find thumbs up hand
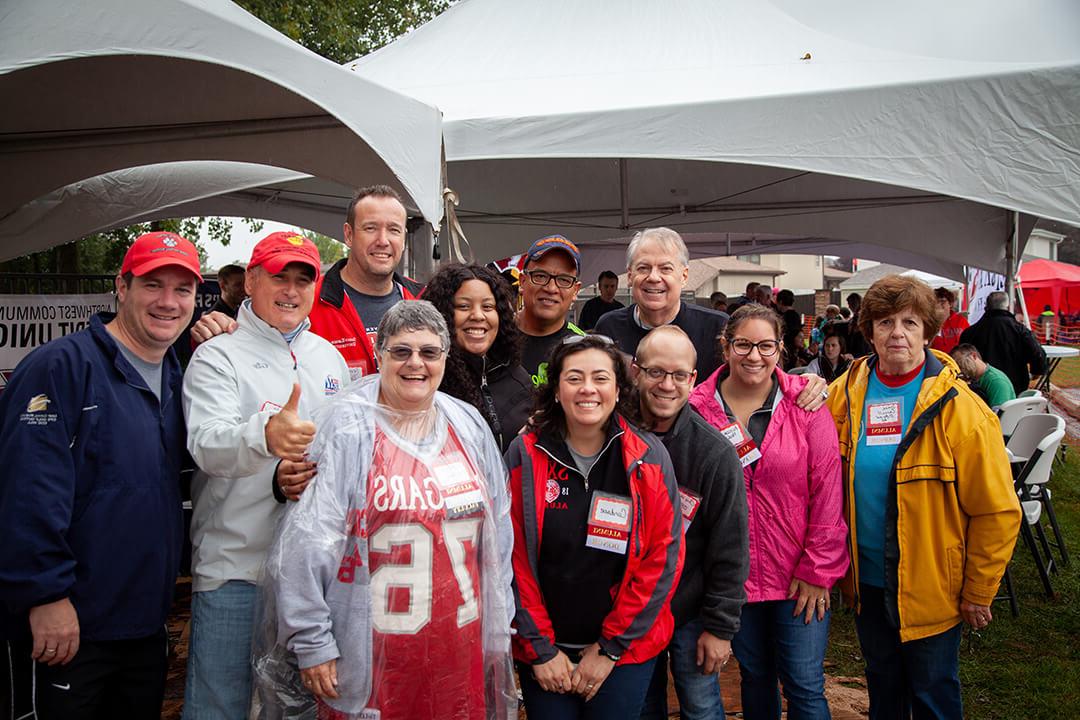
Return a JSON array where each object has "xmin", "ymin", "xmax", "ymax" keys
[{"xmin": 265, "ymin": 383, "xmax": 317, "ymax": 461}]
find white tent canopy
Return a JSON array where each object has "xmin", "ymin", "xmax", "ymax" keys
[
  {"xmin": 0, "ymin": 0, "xmax": 443, "ymax": 262},
  {"xmin": 346, "ymin": 0, "xmax": 1080, "ymax": 279}
]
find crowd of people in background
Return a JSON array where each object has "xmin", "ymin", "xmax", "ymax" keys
[{"xmin": 0, "ymin": 186, "xmax": 1033, "ymax": 720}]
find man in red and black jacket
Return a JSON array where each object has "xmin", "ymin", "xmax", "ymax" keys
[{"xmin": 288, "ymin": 184, "xmax": 424, "ymax": 380}]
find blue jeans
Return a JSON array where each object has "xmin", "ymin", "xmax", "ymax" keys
[
  {"xmin": 183, "ymin": 581, "xmax": 258, "ymax": 720},
  {"xmin": 517, "ymin": 656, "xmax": 657, "ymax": 720},
  {"xmin": 731, "ymin": 599, "xmax": 831, "ymax": 720},
  {"xmin": 854, "ymin": 584, "xmax": 963, "ymax": 720},
  {"xmin": 640, "ymin": 618, "xmax": 725, "ymax": 720}
]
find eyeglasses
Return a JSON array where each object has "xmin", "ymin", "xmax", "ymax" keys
[
  {"xmin": 560, "ymin": 333, "xmax": 615, "ymax": 347},
  {"xmin": 383, "ymin": 345, "xmax": 446, "ymax": 362},
  {"xmin": 634, "ymin": 364, "xmax": 694, "ymax": 385},
  {"xmin": 523, "ymin": 269, "xmax": 578, "ymax": 289},
  {"xmin": 728, "ymin": 339, "xmax": 780, "ymax": 357}
]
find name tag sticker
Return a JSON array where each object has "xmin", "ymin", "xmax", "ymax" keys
[
  {"xmin": 586, "ymin": 492, "xmax": 632, "ymax": 554},
  {"xmin": 866, "ymin": 400, "xmax": 903, "ymax": 446},
  {"xmin": 433, "ymin": 461, "xmax": 484, "ymax": 516},
  {"xmin": 678, "ymin": 487, "xmax": 702, "ymax": 534},
  {"xmin": 718, "ymin": 420, "xmax": 762, "ymax": 467}
]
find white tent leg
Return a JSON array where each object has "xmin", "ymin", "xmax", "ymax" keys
[{"xmin": 1005, "ymin": 210, "xmax": 1019, "ymax": 311}]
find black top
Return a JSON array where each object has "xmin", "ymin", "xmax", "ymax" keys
[
  {"xmin": 535, "ymin": 424, "xmax": 630, "ymax": 648},
  {"xmin": 595, "ymin": 302, "xmax": 730, "ymax": 384},
  {"xmin": 780, "ymin": 308, "xmax": 802, "ymax": 339},
  {"xmin": 578, "ymin": 297, "xmax": 625, "ymax": 331},
  {"xmin": 459, "ymin": 353, "xmax": 533, "ymax": 453},
  {"xmin": 663, "ymin": 406, "xmax": 749, "ymax": 637},
  {"xmin": 209, "ymin": 297, "xmax": 239, "ymax": 319},
  {"xmin": 521, "ymin": 322, "xmax": 584, "ymax": 388},
  {"xmin": 959, "ymin": 308, "xmax": 1047, "ymax": 394}
]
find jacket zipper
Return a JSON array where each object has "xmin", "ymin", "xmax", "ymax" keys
[
  {"xmin": 536, "ymin": 431, "xmax": 624, "ymax": 493},
  {"xmin": 478, "ymin": 356, "xmax": 504, "ymax": 448}
]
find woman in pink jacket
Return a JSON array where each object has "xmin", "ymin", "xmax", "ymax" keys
[{"xmin": 689, "ymin": 304, "xmax": 848, "ymax": 720}]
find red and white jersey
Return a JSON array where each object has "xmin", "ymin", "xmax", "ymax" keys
[{"xmin": 336, "ymin": 425, "xmax": 487, "ymax": 720}]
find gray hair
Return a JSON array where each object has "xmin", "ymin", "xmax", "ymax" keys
[
  {"xmin": 375, "ymin": 300, "xmax": 450, "ymax": 352},
  {"xmin": 625, "ymin": 227, "xmax": 690, "ymax": 270},
  {"xmin": 986, "ymin": 291, "xmax": 1009, "ymax": 311}
]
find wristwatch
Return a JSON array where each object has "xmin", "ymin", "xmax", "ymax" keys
[{"xmin": 597, "ymin": 645, "xmax": 621, "ymax": 662}]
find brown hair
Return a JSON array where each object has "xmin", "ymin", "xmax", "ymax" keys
[
  {"xmin": 346, "ymin": 184, "xmax": 403, "ymax": 226},
  {"xmin": 859, "ymin": 274, "xmax": 942, "ymax": 342},
  {"xmin": 530, "ymin": 336, "xmax": 639, "ymax": 437},
  {"xmin": 723, "ymin": 303, "xmax": 784, "ymax": 343}
]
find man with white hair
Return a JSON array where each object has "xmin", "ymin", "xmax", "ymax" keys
[{"xmin": 595, "ymin": 227, "xmax": 729, "ymax": 382}]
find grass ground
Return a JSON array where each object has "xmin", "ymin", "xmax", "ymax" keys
[
  {"xmin": 1049, "ymin": 356, "xmax": 1080, "ymax": 389},
  {"xmin": 826, "ymin": 444, "xmax": 1080, "ymax": 720}
]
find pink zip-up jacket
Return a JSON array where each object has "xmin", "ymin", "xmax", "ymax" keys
[{"xmin": 689, "ymin": 367, "xmax": 849, "ymax": 602}]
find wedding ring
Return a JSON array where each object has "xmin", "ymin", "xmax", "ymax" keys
[{"xmin": 820, "ymin": 390, "xmax": 829, "ymax": 399}]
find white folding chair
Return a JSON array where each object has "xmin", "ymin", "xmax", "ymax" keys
[
  {"xmin": 1018, "ymin": 389, "xmax": 1043, "ymax": 399},
  {"xmin": 998, "ymin": 396, "xmax": 1049, "ymax": 439},
  {"xmin": 1009, "ymin": 414, "xmax": 1071, "ymax": 570},
  {"xmin": 1011, "ymin": 418, "xmax": 1065, "ymax": 599}
]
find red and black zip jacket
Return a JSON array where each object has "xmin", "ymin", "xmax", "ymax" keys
[
  {"xmin": 308, "ymin": 259, "xmax": 423, "ymax": 379},
  {"xmin": 505, "ymin": 415, "xmax": 684, "ymax": 665}
]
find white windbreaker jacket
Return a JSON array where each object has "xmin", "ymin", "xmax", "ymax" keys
[{"xmin": 183, "ymin": 300, "xmax": 349, "ymax": 593}]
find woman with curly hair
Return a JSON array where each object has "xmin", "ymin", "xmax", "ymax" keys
[
  {"xmin": 424, "ymin": 263, "xmax": 533, "ymax": 452},
  {"xmin": 505, "ymin": 334, "xmax": 684, "ymax": 719}
]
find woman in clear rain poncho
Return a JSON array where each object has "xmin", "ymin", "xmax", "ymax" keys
[{"xmin": 252, "ymin": 300, "xmax": 516, "ymax": 720}]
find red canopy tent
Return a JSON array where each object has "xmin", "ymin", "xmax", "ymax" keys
[{"xmin": 1017, "ymin": 259, "xmax": 1080, "ymax": 320}]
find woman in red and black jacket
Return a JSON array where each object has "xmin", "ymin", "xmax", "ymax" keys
[{"xmin": 504, "ymin": 334, "xmax": 684, "ymax": 719}]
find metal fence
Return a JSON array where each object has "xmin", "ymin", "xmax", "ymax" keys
[{"xmin": 0, "ymin": 273, "xmax": 115, "ymax": 295}]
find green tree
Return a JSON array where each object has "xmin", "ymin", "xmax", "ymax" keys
[
  {"xmin": 300, "ymin": 228, "xmax": 347, "ymax": 266},
  {"xmin": 236, "ymin": 0, "xmax": 452, "ymax": 64},
  {"xmin": 0, "ymin": 217, "xmax": 263, "ymax": 277}
]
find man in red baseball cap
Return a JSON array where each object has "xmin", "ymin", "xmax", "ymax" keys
[
  {"xmin": 0, "ymin": 230, "xmax": 202, "ymax": 718},
  {"xmin": 181, "ymin": 230, "xmax": 348, "ymax": 718}
]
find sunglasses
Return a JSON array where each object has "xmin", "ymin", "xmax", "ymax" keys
[
  {"xmin": 560, "ymin": 333, "xmax": 615, "ymax": 347},
  {"xmin": 382, "ymin": 345, "xmax": 446, "ymax": 362}
]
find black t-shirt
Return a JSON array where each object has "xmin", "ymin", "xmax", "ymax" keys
[
  {"xmin": 521, "ymin": 323, "xmax": 584, "ymax": 388},
  {"xmin": 578, "ymin": 297, "xmax": 625, "ymax": 331},
  {"xmin": 343, "ymin": 283, "xmax": 402, "ymax": 347}
]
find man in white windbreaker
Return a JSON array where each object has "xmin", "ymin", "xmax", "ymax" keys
[{"xmin": 182, "ymin": 231, "xmax": 349, "ymax": 720}]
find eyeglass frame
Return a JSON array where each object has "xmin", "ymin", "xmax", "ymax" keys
[
  {"xmin": 726, "ymin": 338, "xmax": 782, "ymax": 357},
  {"xmin": 522, "ymin": 269, "xmax": 579, "ymax": 290},
  {"xmin": 381, "ymin": 344, "xmax": 448, "ymax": 362},
  {"xmin": 632, "ymin": 362, "xmax": 695, "ymax": 385}
]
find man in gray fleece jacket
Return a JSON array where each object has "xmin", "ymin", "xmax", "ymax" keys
[{"xmin": 632, "ymin": 325, "xmax": 749, "ymax": 720}]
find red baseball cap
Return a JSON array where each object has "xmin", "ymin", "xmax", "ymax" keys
[
  {"xmin": 121, "ymin": 232, "xmax": 203, "ymax": 281},
  {"xmin": 248, "ymin": 231, "xmax": 321, "ymax": 279}
]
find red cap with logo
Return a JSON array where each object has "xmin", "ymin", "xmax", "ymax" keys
[
  {"xmin": 248, "ymin": 231, "xmax": 322, "ymax": 279},
  {"xmin": 121, "ymin": 232, "xmax": 203, "ymax": 281}
]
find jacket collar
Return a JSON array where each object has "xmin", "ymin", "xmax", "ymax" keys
[
  {"xmin": 319, "ymin": 258, "xmax": 422, "ymax": 308},
  {"xmin": 89, "ymin": 313, "xmax": 180, "ymax": 407}
]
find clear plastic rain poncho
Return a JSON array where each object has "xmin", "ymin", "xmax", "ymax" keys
[{"xmin": 252, "ymin": 376, "xmax": 516, "ymax": 720}]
